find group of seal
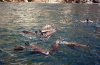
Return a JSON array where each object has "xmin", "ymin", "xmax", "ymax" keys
[
  {"xmin": 14, "ymin": 39, "xmax": 88, "ymax": 56},
  {"xmin": 17, "ymin": 24, "xmax": 57, "ymax": 41},
  {"xmin": 14, "ymin": 24, "xmax": 88, "ymax": 56}
]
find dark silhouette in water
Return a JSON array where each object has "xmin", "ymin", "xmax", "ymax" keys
[
  {"xmin": 17, "ymin": 30, "xmax": 37, "ymax": 35},
  {"xmin": 86, "ymin": 19, "xmax": 89, "ymax": 23}
]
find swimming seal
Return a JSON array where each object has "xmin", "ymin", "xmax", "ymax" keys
[{"xmin": 25, "ymin": 42, "xmax": 50, "ymax": 56}]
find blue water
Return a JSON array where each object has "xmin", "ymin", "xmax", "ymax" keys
[{"xmin": 0, "ymin": 3, "xmax": 100, "ymax": 65}]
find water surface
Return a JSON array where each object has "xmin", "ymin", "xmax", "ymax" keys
[{"xmin": 0, "ymin": 3, "xmax": 100, "ymax": 65}]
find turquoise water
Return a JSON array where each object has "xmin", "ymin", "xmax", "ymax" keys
[{"xmin": 0, "ymin": 3, "xmax": 100, "ymax": 65}]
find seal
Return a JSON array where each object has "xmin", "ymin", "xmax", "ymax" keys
[
  {"xmin": 41, "ymin": 24, "xmax": 53, "ymax": 30},
  {"xmin": 60, "ymin": 41, "xmax": 88, "ymax": 48},
  {"xmin": 17, "ymin": 30, "xmax": 37, "ymax": 35},
  {"xmin": 80, "ymin": 19, "xmax": 93, "ymax": 23},
  {"xmin": 39, "ymin": 24, "xmax": 55, "ymax": 34},
  {"xmin": 49, "ymin": 39, "xmax": 60, "ymax": 52},
  {"xmin": 14, "ymin": 46, "xmax": 25, "ymax": 51},
  {"xmin": 39, "ymin": 27, "xmax": 57, "ymax": 41},
  {"xmin": 25, "ymin": 42, "xmax": 50, "ymax": 56}
]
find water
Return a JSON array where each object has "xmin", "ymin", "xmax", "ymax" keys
[{"xmin": 0, "ymin": 3, "xmax": 100, "ymax": 65}]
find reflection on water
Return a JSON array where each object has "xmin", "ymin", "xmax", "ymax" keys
[{"xmin": 0, "ymin": 3, "xmax": 100, "ymax": 65}]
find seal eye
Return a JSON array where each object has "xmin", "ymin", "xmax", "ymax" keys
[
  {"xmin": 25, "ymin": 41, "xmax": 29, "ymax": 46},
  {"xmin": 25, "ymin": 43, "xmax": 27, "ymax": 45},
  {"xmin": 35, "ymin": 31, "xmax": 38, "ymax": 33}
]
